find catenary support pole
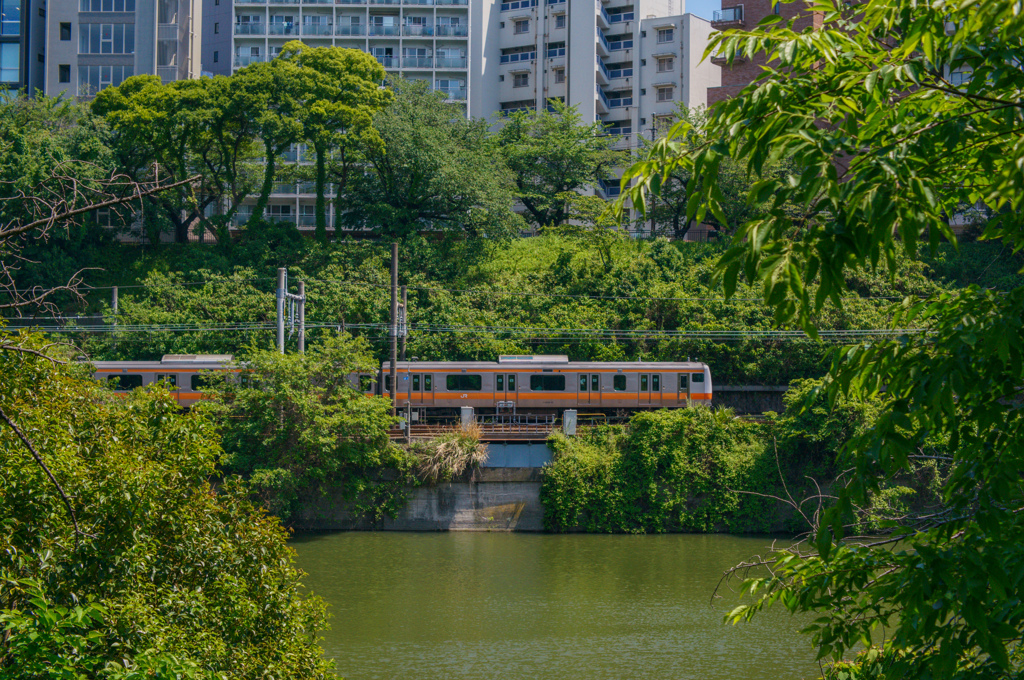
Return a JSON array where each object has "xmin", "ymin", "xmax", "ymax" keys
[
  {"xmin": 298, "ymin": 280, "xmax": 305, "ymax": 354},
  {"xmin": 400, "ymin": 285, "xmax": 407, "ymax": 362},
  {"xmin": 277, "ymin": 267, "xmax": 286, "ymax": 354},
  {"xmin": 111, "ymin": 286, "xmax": 118, "ymax": 316},
  {"xmin": 389, "ymin": 243, "xmax": 398, "ymax": 418}
]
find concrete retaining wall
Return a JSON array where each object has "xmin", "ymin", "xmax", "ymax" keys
[
  {"xmin": 712, "ymin": 385, "xmax": 789, "ymax": 414},
  {"xmin": 296, "ymin": 468, "xmax": 545, "ymax": 533}
]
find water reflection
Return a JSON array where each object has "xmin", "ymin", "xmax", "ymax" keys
[{"xmin": 291, "ymin": 533, "xmax": 820, "ymax": 680}]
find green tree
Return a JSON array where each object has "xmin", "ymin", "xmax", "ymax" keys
[
  {"xmin": 0, "ymin": 333, "xmax": 332, "ymax": 678},
  {"xmin": 621, "ymin": 1, "xmax": 1024, "ymax": 677},
  {"xmin": 342, "ymin": 78, "xmax": 524, "ymax": 240},
  {"xmin": 497, "ymin": 100, "xmax": 620, "ymax": 228},
  {"xmin": 279, "ymin": 42, "xmax": 391, "ymax": 242},
  {"xmin": 210, "ymin": 333, "xmax": 411, "ymax": 523}
]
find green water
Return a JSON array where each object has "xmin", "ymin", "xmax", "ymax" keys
[{"xmin": 292, "ymin": 533, "xmax": 821, "ymax": 680}]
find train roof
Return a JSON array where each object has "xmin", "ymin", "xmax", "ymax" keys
[
  {"xmin": 89, "ymin": 354, "xmax": 234, "ymax": 369},
  {"xmin": 381, "ymin": 360, "xmax": 709, "ymax": 370}
]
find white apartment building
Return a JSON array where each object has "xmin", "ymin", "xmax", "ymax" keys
[
  {"xmin": 45, "ymin": 0, "xmax": 202, "ymax": 96},
  {"xmin": 228, "ymin": 0, "xmax": 717, "ymax": 231}
]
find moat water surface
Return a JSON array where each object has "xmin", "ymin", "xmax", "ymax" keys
[{"xmin": 291, "ymin": 533, "xmax": 821, "ymax": 680}]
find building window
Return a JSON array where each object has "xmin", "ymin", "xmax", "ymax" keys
[
  {"xmin": 77, "ymin": 64, "xmax": 133, "ymax": 95},
  {"xmin": 1, "ymin": 0, "xmax": 20, "ymax": 35},
  {"xmin": 514, "ymin": 19, "xmax": 529, "ymax": 34},
  {"xmin": 554, "ymin": 67, "xmax": 564, "ymax": 83},
  {"xmin": 657, "ymin": 56, "xmax": 673, "ymax": 72},
  {"xmin": 657, "ymin": 86, "xmax": 674, "ymax": 102},
  {"xmin": 554, "ymin": 13, "xmax": 565, "ymax": 28},
  {"xmin": 657, "ymin": 27, "xmax": 674, "ymax": 43},
  {"xmin": 214, "ymin": 22, "xmax": 219, "ymax": 34},
  {"xmin": 513, "ymin": 72, "xmax": 529, "ymax": 87},
  {"xmin": 79, "ymin": 24, "xmax": 136, "ymax": 54},
  {"xmin": 213, "ymin": 50, "xmax": 218, "ymax": 63},
  {"xmin": 58, "ymin": 64, "xmax": 70, "ymax": 82},
  {"xmin": 79, "ymin": 0, "xmax": 136, "ymax": 10},
  {"xmin": 59, "ymin": 22, "xmax": 73, "ymax": 41},
  {"xmin": 0, "ymin": 42, "xmax": 18, "ymax": 82}
]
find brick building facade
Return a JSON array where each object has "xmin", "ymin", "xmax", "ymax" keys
[{"xmin": 706, "ymin": 0, "xmax": 822, "ymax": 107}]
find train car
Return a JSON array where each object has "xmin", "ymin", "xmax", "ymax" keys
[
  {"xmin": 90, "ymin": 354, "xmax": 235, "ymax": 407},
  {"xmin": 379, "ymin": 354, "xmax": 712, "ymax": 419}
]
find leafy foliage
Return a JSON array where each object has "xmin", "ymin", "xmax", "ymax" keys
[
  {"xmin": 208, "ymin": 333, "xmax": 412, "ymax": 524},
  {"xmin": 0, "ymin": 333, "xmax": 332, "ymax": 678},
  {"xmin": 622, "ymin": 0, "xmax": 1024, "ymax": 676}
]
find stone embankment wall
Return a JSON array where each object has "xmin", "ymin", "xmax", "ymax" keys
[{"xmin": 296, "ymin": 468, "xmax": 545, "ymax": 533}]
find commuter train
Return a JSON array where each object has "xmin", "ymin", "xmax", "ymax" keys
[{"xmin": 90, "ymin": 354, "xmax": 712, "ymax": 418}]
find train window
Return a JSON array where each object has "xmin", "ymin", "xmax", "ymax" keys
[
  {"xmin": 156, "ymin": 373, "xmax": 177, "ymax": 387},
  {"xmin": 191, "ymin": 374, "xmax": 213, "ymax": 391},
  {"xmin": 446, "ymin": 374, "xmax": 482, "ymax": 391},
  {"xmin": 579, "ymin": 375, "xmax": 587, "ymax": 391},
  {"xmin": 678, "ymin": 374, "xmax": 689, "ymax": 391},
  {"xmin": 692, "ymin": 373, "xmax": 705, "ymax": 384},
  {"xmin": 613, "ymin": 375, "xmax": 626, "ymax": 391},
  {"xmin": 530, "ymin": 375, "xmax": 565, "ymax": 391},
  {"xmin": 592, "ymin": 374, "xmax": 599, "ymax": 391},
  {"xmin": 497, "ymin": 375, "xmax": 504, "ymax": 391},
  {"xmin": 640, "ymin": 375, "xmax": 648, "ymax": 391},
  {"xmin": 413, "ymin": 374, "xmax": 420, "ymax": 391},
  {"xmin": 424, "ymin": 375, "xmax": 432, "ymax": 391},
  {"xmin": 107, "ymin": 374, "xmax": 143, "ymax": 391},
  {"xmin": 652, "ymin": 375, "xmax": 660, "ymax": 391},
  {"xmin": 385, "ymin": 376, "xmax": 394, "ymax": 392},
  {"xmin": 507, "ymin": 375, "xmax": 515, "ymax": 390},
  {"xmin": 359, "ymin": 375, "xmax": 373, "ymax": 392}
]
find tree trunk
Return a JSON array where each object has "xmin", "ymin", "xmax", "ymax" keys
[
  {"xmin": 315, "ymin": 142, "xmax": 328, "ymax": 243},
  {"xmin": 250, "ymin": 139, "xmax": 277, "ymax": 228}
]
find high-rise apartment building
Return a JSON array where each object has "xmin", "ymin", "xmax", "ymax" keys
[
  {"xmin": 707, "ymin": 0, "xmax": 820, "ymax": 106},
  {"xmin": 2, "ymin": 0, "xmax": 47, "ymax": 97},
  {"xmin": 228, "ymin": 0, "xmax": 470, "ymax": 102},
  {"xmin": 45, "ymin": 0, "xmax": 203, "ymax": 97}
]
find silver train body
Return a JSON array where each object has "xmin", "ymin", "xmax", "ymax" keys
[{"xmin": 89, "ymin": 354, "xmax": 713, "ymax": 414}]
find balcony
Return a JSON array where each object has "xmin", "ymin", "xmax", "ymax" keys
[
  {"xmin": 403, "ymin": 24, "xmax": 434, "ymax": 36},
  {"xmin": 302, "ymin": 23, "xmax": 334, "ymax": 35},
  {"xmin": 499, "ymin": 0, "xmax": 535, "ymax": 9},
  {"xmin": 336, "ymin": 24, "xmax": 366, "ymax": 35},
  {"xmin": 711, "ymin": 5, "xmax": 744, "ymax": 29},
  {"xmin": 607, "ymin": 94, "xmax": 632, "ymax": 107},
  {"xmin": 608, "ymin": 38, "xmax": 633, "ymax": 51},
  {"xmin": 439, "ymin": 87, "xmax": 466, "ymax": 100},
  {"xmin": 368, "ymin": 24, "xmax": 401, "ymax": 35},
  {"xmin": 435, "ymin": 24, "xmax": 468, "ymax": 36},
  {"xmin": 709, "ymin": 50, "xmax": 746, "ymax": 66},
  {"xmin": 234, "ymin": 54, "xmax": 266, "ymax": 67},
  {"xmin": 335, "ymin": 0, "xmax": 367, "ymax": 4},
  {"xmin": 608, "ymin": 10, "xmax": 633, "ymax": 22},
  {"xmin": 596, "ymin": 87, "xmax": 610, "ymax": 113},
  {"xmin": 270, "ymin": 0, "xmax": 300, "ymax": 3},
  {"xmin": 234, "ymin": 23, "xmax": 266, "ymax": 35},
  {"xmin": 547, "ymin": 46, "xmax": 566, "ymax": 58},
  {"xmin": 435, "ymin": 56, "xmax": 467, "ymax": 68},
  {"xmin": 598, "ymin": 5, "xmax": 610, "ymax": 29},
  {"xmin": 608, "ymin": 66, "xmax": 632, "ymax": 79},
  {"xmin": 375, "ymin": 55, "xmax": 398, "ymax": 68},
  {"xmin": 599, "ymin": 179, "xmax": 622, "ymax": 197},
  {"xmin": 597, "ymin": 31, "xmax": 610, "ymax": 57},
  {"xmin": 268, "ymin": 23, "xmax": 300, "ymax": 35},
  {"xmin": 435, "ymin": 0, "xmax": 469, "ymax": 5},
  {"xmin": 499, "ymin": 51, "xmax": 535, "ymax": 64},
  {"xmin": 402, "ymin": 56, "xmax": 432, "ymax": 68},
  {"xmin": 234, "ymin": 0, "xmax": 266, "ymax": 4},
  {"xmin": 157, "ymin": 65, "xmax": 178, "ymax": 82}
]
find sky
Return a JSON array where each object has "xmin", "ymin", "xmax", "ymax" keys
[{"xmin": 684, "ymin": 0, "xmax": 719, "ymax": 20}]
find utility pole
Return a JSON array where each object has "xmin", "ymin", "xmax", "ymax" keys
[
  {"xmin": 400, "ymin": 284, "xmax": 407, "ymax": 362},
  {"xmin": 277, "ymin": 268, "xmax": 286, "ymax": 354},
  {"xmin": 111, "ymin": 286, "xmax": 118, "ymax": 316},
  {"xmin": 389, "ymin": 243, "xmax": 398, "ymax": 418},
  {"xmin": 276, "ymin": 268, "xmax": 306, "ymax": 354},
  {"xmin": 298, "ymin": 280, "xmax": 306, "ymax": 354}
]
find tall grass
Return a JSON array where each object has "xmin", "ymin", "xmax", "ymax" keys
[{"xmin": 412, "ymin": 423, "xmax": 489, "ymax": 484}]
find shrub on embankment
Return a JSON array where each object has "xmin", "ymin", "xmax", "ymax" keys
[{"xmin": 540, "ymin": 380, "xmax": 893, "ymax": 534}]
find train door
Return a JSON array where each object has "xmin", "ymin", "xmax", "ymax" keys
[
  {"xmin": 578, "ymin": 373, "xmax": 592, "ymax": 406},
  {"xmin": 678, "ymin": 373, "xmax": 691, "ymax": 407},
  {"xmin": 419, "ymin": 373, "xmax": 435, "ymax": 407},
  {"xmin": 651, "ymin": 373, "xmax": 662, "ymax": 407},
  {"xmin": 639, "ymin": 373, "xmax": 653, "ymax": 406},
  {"xmin": 497, "ymin": 372, "xmax": 517, "ymax": 411},
  {"xmin": 156, "ymin": 373, "xmax": 179, "ymax": 404}
]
